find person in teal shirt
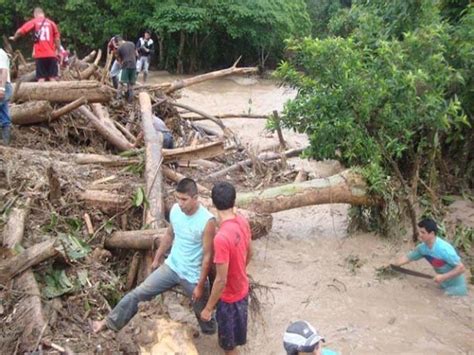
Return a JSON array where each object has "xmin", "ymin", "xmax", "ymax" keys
[
  {"xmin": 90, "ymin": 178, "xmax": 217, "ymax": 334},
  {"xmin": 283, "ymin": 320, "xmax": 339, "ymax": 355},
  {"xmin": 393, "ymin": 218, "xmax": 468, "ymax": 296}
]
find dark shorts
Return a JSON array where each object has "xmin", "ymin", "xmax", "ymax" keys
[
  {"xmin": 35, "ymin": 57, "xmax": 58, "ymax": 79},
  {"xmin": 216, "ymin": 295, "xmax": 248, "ymax": 351},
  {"xmin": 120, "ymin": 68, "xmax": 136, "ymax": 84}
]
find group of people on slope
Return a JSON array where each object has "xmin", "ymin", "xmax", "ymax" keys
[
  {"xmin": 0, "ymin": 7, "xmax": 155, "ymax": 146},
  {"xmin": 107, "ymin": 30, "xmax": 154, "ymax": 102}
]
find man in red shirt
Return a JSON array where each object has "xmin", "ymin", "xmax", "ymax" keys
[
  {"xmin": 201, "ymin": 181, "xmax": 252, "ymax": 354},
  {"xmin": 10, "ymin": 7, "xmax": 61, "ymax": 81}
]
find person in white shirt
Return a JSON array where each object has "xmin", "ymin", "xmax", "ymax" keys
[{"xmin": 135, "ymin": 30, "xmax": 154, "ymax": 83}]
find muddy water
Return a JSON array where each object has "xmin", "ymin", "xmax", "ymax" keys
[{"xmin": 148, "ymin": 72, "xmax": 474, "ymax": 354}]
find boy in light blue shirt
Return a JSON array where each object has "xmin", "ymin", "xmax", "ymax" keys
[
  {"xmin": 393, "ymin": 218, "xmax": 467, "ymax": 296},
  {"xmin": 91, "ymin": 178, "xmax": 217, "ymax": 334}
]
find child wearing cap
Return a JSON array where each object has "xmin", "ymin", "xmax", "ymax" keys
[{"xmin": 283, "ymin": 321, "xmax": 339, "ymax": 355}]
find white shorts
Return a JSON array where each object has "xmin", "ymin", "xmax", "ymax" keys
[{"xmin": 136, "ymin": 56, "xmax": 150, "ymax": 73}]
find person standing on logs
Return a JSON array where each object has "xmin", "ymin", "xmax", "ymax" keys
[
  {"xmin": 135, "ymin": 30, "xmax": 154, "ymax": 83},
  {"xmin": 9, "ymin": 7, "xmax": 61, "ymax": 82},
  {"xmin": 91, "ymin": 178, "xmax": 217, "ymax": 335},
  {"xmin": 0, "ymin": 48, "xmax": 12, "ymax": 145},
  {"xmin": 392, "ymin": 218, "xmax": 468, "ymax": 296},
  {"xmin": 116, "ymin": 37, "xmax": 137, "ymax": 103},
  {"xmin": 201, "ymin": 182, "xmax": 252, "ymax": 355},
  {"xmin": 107, "ymin": 35, "xmax": 121, "ymax": 90}
]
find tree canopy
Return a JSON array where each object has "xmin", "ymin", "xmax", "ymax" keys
[
  {"xmin": 0, "ymin": 0, "xmax": 310, "ymax": 72},
  {"xmin": 275, "ymin": 0, "xmax": 473, "ymax": 236}
]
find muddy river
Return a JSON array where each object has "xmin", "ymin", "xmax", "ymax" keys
[{"xmin": 148, "ymin": 72, "xmax": 473, "ymax": 354}]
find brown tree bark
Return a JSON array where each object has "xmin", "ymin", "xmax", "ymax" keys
[
  {"xmin": 208, "ymin": 147, "xmax": 304, "ymax": 179},
  {"xmin": 78, "ymin": 190, "xmax": 130, "ymax": 214},
  {"xmin": 144, "ymin": 58, "xmax": 258, "ymax": 93},
  {"xmin": 0, "ymin": 200, "xmax": 47, "ymax": 353},
  {"xmin": 76, "ymin": 106, "xmax": 134, "ymax": 151},
  {"xmin": 13, "ymin": 81, "xmax": 113, "ymax": 103},
  {"xmin": 139, "ymin": 92, "xmax": 165, "ymax": 279},
  {"xmin": 74, "ymin": 153, "xmax": 140, "ymax": 166},
  {"xmin": 105, "ymin": 229, "xmax": 165, "ymax": 250},
  {"xmin": 0, "ymin": 239, "xmax": 58, "ymax": 283},
  {"xmin": 163, "ymin": 140, "xmax": 224, "ymax": 162},
  {"xmin": 236, "ymin": 169, "xmax": 377, "ymax": 214},
  {"xmin": 11, "ymin": 101, "xmax": 53, "ymax": 125}
]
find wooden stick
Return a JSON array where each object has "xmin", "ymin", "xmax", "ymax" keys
[
  {"xmin": 272, "ymin": 110, "xmax": 286, "ymax": 149},
  {"xmin": 208, "ymin": 147, "xmax": 305, "ymax": 179},
  {"xmin": 50, "ymin": 97, "xmax": 87, "ymax": 120},
  {"xmin": 183, "ymin": 113, "xmax": 269, "ymax": 120},
  {"xmin": 83, "ymin": 213, "xmax": 94, "ymax": 235},
  {"xmin": 125, "ymin": 252, "xmax": 141, "ymax": 290}
]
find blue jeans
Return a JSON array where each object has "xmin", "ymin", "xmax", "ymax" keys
[
  {"xmin": 107, "ymin": 263, "xmax": 216, "ymax": 333},
  {"xmin": 0, "ymin": 82, "xmax": 12, "ymax": 127}
]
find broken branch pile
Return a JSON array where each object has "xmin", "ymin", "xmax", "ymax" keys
[{"xmin": 0, "ymin": 48, "xmax": 375, "ymax": 353}]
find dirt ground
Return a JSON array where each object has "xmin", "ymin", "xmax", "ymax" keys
[{"xmin": 147, "ymin": 72, "xmax": 474, "ymax": 354}]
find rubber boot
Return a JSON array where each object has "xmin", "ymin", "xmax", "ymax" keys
[
  {"xmin": 127, "ymin": 88, "xmax": 133, "ymax": 103},
  {"xmin": 2, "ymin": 125, "xmax": 11, "ymax": 146},
  {"xmin": 143, "ymin": 72, "xmax": 148, "ymax": 83}
]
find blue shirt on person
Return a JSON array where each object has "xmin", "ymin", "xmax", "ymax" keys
[
  {"xmin": 165, "ymin": 203, "xmax": 214, "ymax": 284},
  {"xmin": 408, "ymin": 237, "xmax": 467, "ymax": 296}
]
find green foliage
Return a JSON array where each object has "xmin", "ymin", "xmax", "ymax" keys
[
  {"xmin": 132, "ymin": 186, "xmax": 148, "ymax": 208},
  {"xmin": 276, "ymin": 0, "xmax": 473, "ymax": 235}
]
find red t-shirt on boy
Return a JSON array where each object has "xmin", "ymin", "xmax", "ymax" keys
[
  {"xmin": 18, "ymin": 17, "xmax": 60, "ymax": 58},
  {"xmin": 213, "ymin": 214, "xmax": 251, "ymax": 303}
]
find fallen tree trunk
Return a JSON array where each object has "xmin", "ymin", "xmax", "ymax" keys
[
  {"xmin": 105, "ymin": 229, "xmax": 165, "ymax": 250},
  {"xmin": 182, "ymin": 113, "xmax": 268, "ymax": 120},
  {"xmin": 172, "ymin": 102, "xmax": 229, "ymax": 135},
  {"xmin": 236, "ymin": 169, "xmax": 377, "ymax": 214},
  {"xmin": 74, "ymin": 153, "xmax": 140, "ymax": 166},
  {"xmin": 13, "ymin": 81, "xmax": 113, "ymax": 103},
  {"xmin": 145, "ymin": 58, "xmax": 258, "ymax": 94},
  {"xmin": 78, "ymin": 190, "xmax": 130, "ymax": 214},
  {"xmin": 79, "ymin": 63, "xmax": 98, "ymax": 80},
  {"xmin": 0, "ymin": 239, "xmax": 58, "ymax": 283},
  {"xmin": 11, "ymin": 97, "xmax": 87, "ymax": 125},
  {"xmin": 140, "ymin": 92, "xmax": 165, "ymax": 279},
  {"xmin": 76, "ymin": 106, "xmax": 134, "ymax": 151},
  {"xmin": 0, "ymin": 200, "xmax": 47, "ymax": 353},
  {"xmin": 163, "ymin": 140, "xmax": 225, "ymax": 162},
  {"xmin": 11, "ymin": 101, "xmax": 53, "ymax": 125},
  {"xmin": 208, "ymin": 147, "xmax": 305, "ymax": 179}
]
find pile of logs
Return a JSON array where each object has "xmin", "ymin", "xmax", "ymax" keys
[{"xmin": 1, "ymin": 46, "xmax": 377, "ymax": 353}]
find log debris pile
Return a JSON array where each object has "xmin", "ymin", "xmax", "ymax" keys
[{"xmin": 0, "ymin": 49, "xmax": 375, "ymax": 353}]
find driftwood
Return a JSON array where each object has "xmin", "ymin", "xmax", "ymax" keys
[
  {"xmin": 76, "ymin": 106, "xmax": 134, "ymax": 151},
  {"xmin": 79, "ymin": 64, "xmax": 98, "ymax": 80},
  {"xmin": 171, "ymin": 102, "xmax": 239, "ymax": 144},
  {"xmin": 0, "ymin": 200, "xmax": 47, "ymax": 353},
  {"xmin": 105, "ymin": 229, "xmax": 165, "ymax": 250},
  {"xmin": 78, "ymin": 190, "xmax": 129, "ymax": 214},
  {"xmin": 208, "ymin": 147, "xmax": 305, "ymax": 179},
  {"xmin": 11, "ymin": 98, "xmax": 87, "ymax": 125},
  {"xmin": 125, "ymin": 252, "xmax": 142, "ymax": 290},
  {"xmin": 140, "ymin": 92, "xmax": 165, "ymax": 279},
  {"xmin": 163, "ymin": 140, "xmax": 225, "ymax": 162},
  {"xmin": 74, "ymin": 153, "xmax": 140, "ymax": 166},
  {"xmin": 13, "ymin": 81, "xmax": 113, "ymax": 103},
  {"xmin": 0, "ymin": 239, "xmax": 58, "ymax": 284},
  {"xmin": 162, "ymin": 166, "xmax": 209, "ymax": 194},
  {"xmin": 11, "ymin": 100, "xmax": 53, "ymax": 125},
  {"xmin": 236, "ymin": 169, "xmax": 377, "ymax": 214},
  {"xmin": 182, "ymin": 113, "xmax": 268, "ymax": 120},
  {"xmin": 145, "ymin": 58, "xmax": 258, "ymax": 94}
]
